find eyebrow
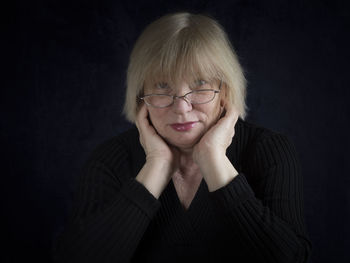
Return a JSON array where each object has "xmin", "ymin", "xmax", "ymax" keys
[
  {"xmin": 154, "ymin": 82, "xmax": 169, "ymax": 87},
  {"xmin": 150, "ymin": 78, "xmax": 210, "ymax": 90}
]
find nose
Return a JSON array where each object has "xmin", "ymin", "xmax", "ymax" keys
[
  {"xmin": 170, "ymin": 82, "xmax": 193, "ymax": 114},
  {"xmin": 171, "ymin": 95, "xmax": 193, "ymax": 114}
]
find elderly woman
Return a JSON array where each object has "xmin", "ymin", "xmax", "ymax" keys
[{"xmin": 53, "ymin": 12, "xmax": 312, "ymax": 263}]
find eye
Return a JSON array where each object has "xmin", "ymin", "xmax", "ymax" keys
[
  {"xmin": 156, "ymin": 82, "xmax": 170, "ymax": 89},
  {"xmin": 193, "ymin": 79, "xmax": 207, "ymax": 88}
]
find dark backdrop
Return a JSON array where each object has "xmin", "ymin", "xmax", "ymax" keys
[{"xmin": 7, "ymin": 0, "xmax": 349, "ymax": 262}]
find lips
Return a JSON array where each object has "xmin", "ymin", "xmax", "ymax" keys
[{"xmin": 170, "ymin": 122, "xmax": 197, "ymax": 132}]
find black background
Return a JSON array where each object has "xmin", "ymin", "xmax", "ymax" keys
[{"xmin": 7, "ymin": 0, "xmax": 349, "ymax": 262}]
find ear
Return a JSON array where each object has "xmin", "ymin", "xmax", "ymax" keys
[
  {"xmin": 219, "ymin": 83, "xmax": 227, "ymax": 107},
  {"xmin": 220, "ymin": 97, "xmax": 225, "ymax": 107}
]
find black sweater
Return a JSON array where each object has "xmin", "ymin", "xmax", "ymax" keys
[{"xmin": 53, "ymin": 118, "xmax": 312, "ymax": 262}]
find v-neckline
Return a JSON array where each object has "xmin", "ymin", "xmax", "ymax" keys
[{"xmin": 169, "ymin": 176, "xmax": 206, "ymax": 214}]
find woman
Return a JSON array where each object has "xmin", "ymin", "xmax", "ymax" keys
[{"xmin": 53, "ymin": 12, "xmax": 312, "ymax": 262}]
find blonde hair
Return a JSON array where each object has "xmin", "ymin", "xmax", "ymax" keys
[{"xmin": 123, "ymin": 12, "xmax": 248, "ymax": 122}]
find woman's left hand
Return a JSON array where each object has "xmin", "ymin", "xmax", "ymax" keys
[
  {"xmin": 193, "ymin": 101, "xmax": 239, "ymax": 161},
  {"xmin": 193, "ymin": 102, "xmax": 240, "ymax": 191}
]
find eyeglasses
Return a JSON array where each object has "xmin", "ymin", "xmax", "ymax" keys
[{"xmin": 139, "ymin": 80, "xmax": 222, "ymax": 108}]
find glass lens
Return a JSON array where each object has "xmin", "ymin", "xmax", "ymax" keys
[
  {"xmin": 187, "ymin": 90, "xmax": 215, "ymax": 104},
  {"xmin": 144, "ymin": 95, "xmax": 173, "ymax": 107}
]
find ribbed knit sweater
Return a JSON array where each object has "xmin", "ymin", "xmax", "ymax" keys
[{"xmin": 53, "ymin": 118, "xmax": 312, "ymax": 263}]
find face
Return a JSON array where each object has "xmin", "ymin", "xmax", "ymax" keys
[{"xmin": 143, "ymin": 78, "xmax": 224, "ymax": 150}]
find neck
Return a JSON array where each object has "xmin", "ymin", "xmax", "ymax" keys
[
  {"xmin": 176, "ymin": 145, "xmax": 195, "ymax": 166},
  {"xmin": 174, "ymin": 147, "xmax": 200, "ymax": 178},
  {"xmin": 178, "ymin": 146, "xmax": 193, "ymax": 157}
]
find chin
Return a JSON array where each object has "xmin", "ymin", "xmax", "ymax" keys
[
  {"xmin": 167, "ymin": 138, "xmax": 198, "ymax": 149},
  {"xmin": 164, "ymin": 129, "xmax": 204, "ymax": 150}
]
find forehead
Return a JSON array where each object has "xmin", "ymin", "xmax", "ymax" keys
[
  {"xmin": 144, "ymin": 51, "xmax": 220, "ymax": 87},
  {"xmin": 144, "ymin": 67, "xmax": 218, "ymax": 85},
  {"xmin": 145, "ymin": 75, "xmax": 200, "ymax": 86},
  {"xmin": 143, "ymin": 76, "xmax": 213, "ymax": 93}
]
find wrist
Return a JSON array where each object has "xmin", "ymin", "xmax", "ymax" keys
[
  {"xmin": 198, "ymin": 155, "xmax": 238, "ymax": 192},
  {"xmin": 193, "ymin": 148, "xmax": 225, "ymax": 166},
  {"xmin": 136, "ymin": 160, "xmax": 173, "ymax": 199}
]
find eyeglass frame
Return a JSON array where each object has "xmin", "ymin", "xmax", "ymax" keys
[{"xmin": 138, "ymin": 79, "xmax": 222, "ymax": 108}]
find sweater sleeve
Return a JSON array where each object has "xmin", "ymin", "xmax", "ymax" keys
[
  {"xmin": 52, "ymin": 138, "xmax": 161, "ymax": 263},
  {"xmin": 209, "ymin": 133, "xmax": 312, "ymax": 263}
]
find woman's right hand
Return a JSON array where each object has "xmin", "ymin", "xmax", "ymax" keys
[
  {"xmin": 134, "ymin": 103, "xmax": 179, "ymax": 198},
  {"xmin": 135, "ymin": 103, "xmax": 176, "ymax": 164}
]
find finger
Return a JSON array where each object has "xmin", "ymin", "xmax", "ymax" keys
[
  {"xmin": 136, "ymin": 103, "xmax": 148, "ymax": 126},
  {"xmin": 224, "ymin": 103, "xmax": 239, "ymax": 124},
  {"xmin": 136, "ymin": 103, "xmax": 147, "ymax": 122},
  {"xmin": 227, "ymin": 104, "xmax": 239, "ymax": 137},
  {"xmin": 217, "ymin": 102, "xmax": 235, "ymax": 125},
  {"xmin": 135, "ymin": 103, "xmax": 149, "ymax": 134},
  {"xmin": 136, "ymin": 103, "xmax": 157, "ymax": 137},
  {"xmin": 216, "ymin": 103, "xmax": 239, "ymax": 136}
]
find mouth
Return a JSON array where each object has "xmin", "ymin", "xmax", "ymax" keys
[{"xmin": 170, "ymin": 121, "xmax": 198, "ymax": 132}]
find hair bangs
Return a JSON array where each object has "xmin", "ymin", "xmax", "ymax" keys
[{"xmin": 145, "ymin": 31, "xmax": 222, "ymax": 88}]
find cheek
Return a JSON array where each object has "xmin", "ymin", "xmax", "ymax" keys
[
  {"xmin": 148, "ymin": 108, "xmax": 167, "ymax": 129},
  {"xmin": 198, "ymin": 103, "xmax": 221, "ymax": 123}
]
